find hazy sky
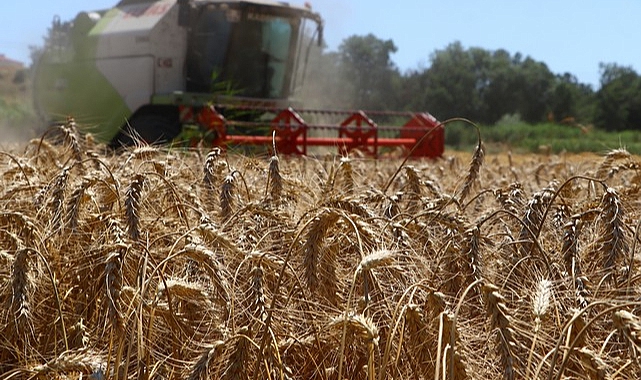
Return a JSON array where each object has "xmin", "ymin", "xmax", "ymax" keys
[{"xmin": 2, "ymin": 0, "xmax": 639, "ymax": 89}]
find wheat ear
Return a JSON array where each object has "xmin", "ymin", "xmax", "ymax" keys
[
  {"xmin": 220, "ymin": 172, "xmax": 237, "ymax": 222},
  {"xmin": 266, "ymin": 154, "xmax": 283, "ymax": 204},
  {"xmin": 61, "ymin": 117, "xmax": 83, "ymax": 163},
  {"xmin": 404, "ymin": 304, "xmax": 433, "ymax": 378},
  {"xmin": 188, "ymin": 340, "xmax": 225, "ymax": 380},
  {"xmin": 66, "ymin": 177, "xmax": 96, "ymax": 232},
  {"xmin": 403, "ymin": 166, "xmax": 422, "ymax": 213},
  {"xmin": 32, "ymin": 349, "xmax": 105, "ymax": 377},
  {"xmin": 125, "ymin": 174, "xmax": 145, "ymax": 241},
  {"xmin": 442, "ymin": 312, "xmax": 469, "ymax": 380},
  {"xmin": 302, "ymin": 209, "xmax": 340, "ymax": 294},
  {"xmin": 517, "ymin": 185, "xmax": 555, "ymax": 258},
  {"xmin": 49, "ymin": 166, "xmax": 71, "ymax": 230},
  {"xmin": 250, "ymin": 262, "xmax": 267, "ymax": 323},
  {"xmin": 575, "ymin": 348, "xmax": 608, "ymax": 380},
  {"xmin": 225, "ymin": 326, "xmax": 252, "ymax": 379},
  {"xmin": 203, "ymin": 147, "xmax": 224, "ymax": 188},
  {"xmin": 458, "ymin": 138, "xmax": 484, "ymax": 203},
  {"xmin": 10, "ymin": 249, "xmax": 33, "ymax": 342},
  {"xmin": 104, "ymin": 249, "xmax": 125, "ymax": 334},
  {"xmin": 595, "ymin": 148, "xmax": 630, "ymax": 179},
  {"xmin": 526, "ymin": 279, "xmax": 552, "ymax": 379},
  {"xmin": 337, "ymin": 156, "xmax": 355, "ymax": 195},
  {"xmin": 182, "ymin": 243, "xmax": 230, "ymax": 303},
  {"xmin": 356, "ymin": 249, "xmax": 395, "ymax": 305},
  {"xmin": 594, "ymin": 187, "xmax": 628, "ymax": 276},
  {"xmin": 483, "ymin": 283, "xmax": 519, "ymax": 380},
  {"xmin": 461, "ymin": 226, "xmax": 485, "ymax": 295},
  {"xmin": 612, "ymin": 310, "xmax": 641, "ymax": 356},
  {"xmin": 330, "ymin": 312, "xmax": 379, "ymax": 380}
]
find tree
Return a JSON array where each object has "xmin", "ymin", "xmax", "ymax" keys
[
  {"xmin": 418, "ymin": 41, "xmax": 484, "ymax": 121},
  {"xmin": 594, "ymin": 63, "xmax": 641, "ymax": 131},
  {"xmin": 412, "ymin": 42, "xmax": 557, "ymax": 124},
  {"xmin": 515, "ymin": 57, "xmax": 555, "ymax": 123},
  {"xmin": 337, "ymin": 34, "xmax": 400, "ymax": 110},
  {"xmin": 481, "ymin": 49, "xmax": 520, "ymax": 123},
  {"xmin": 548, "ymin": 73, "xmax": 595, "ymax": 123}
]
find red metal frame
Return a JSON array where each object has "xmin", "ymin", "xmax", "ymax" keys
[
  {"xmin": 271, "ymin": 108, "xmax": 307, "ymax": 156},
  {"xmin": 338, "ymin": 111, "xmax": 378, "ymax": 157},
  {"xmin": 187, "ymin": 106, "xmax": 443, "ymax": 158},
  {"xmin": 400, "ymin": 113, "xmax": 444, "ymax": 158}
]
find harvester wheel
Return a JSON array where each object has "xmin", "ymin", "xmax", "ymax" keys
[{"xmin": 110, "ymin": 106, "xmax": 181, "ymax": 148}]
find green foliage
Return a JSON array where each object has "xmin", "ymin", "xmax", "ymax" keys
[
  {"xmin": 594, "ymin": 63, "xmax": 641, "ymax": 131},
  {"xmin": 446, "ymin": 121, "xmax": 641, "ymax": 154},
  {"xmin": 303, "ymin": 36, "xmax": 641, "ymax": 134},
  {"xmin": 402, "ymin": 42, "xmax": 583, "ymax": 125},
  {"xmin": 0, "ymin": 99, "xmax": 33, "ymax": 123}
]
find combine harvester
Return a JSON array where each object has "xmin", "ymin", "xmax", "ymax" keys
[{"xmin": 33, "ymin": 0, "xmax": 443, "ymax": 158}]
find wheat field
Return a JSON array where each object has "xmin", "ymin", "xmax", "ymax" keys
[{"xmin": 1, "ymin": 120, "xmax": 641, "ymax": 380}]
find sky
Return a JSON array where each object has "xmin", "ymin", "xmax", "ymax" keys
[{"xmin": 1, "ymin": 0, "xmax": 640, "ymax": 90}]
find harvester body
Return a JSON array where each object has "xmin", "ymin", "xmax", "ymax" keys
[
  {"xmin": 33, "ymin": 0, "xmax": 444, "ymax": 158},
  {"xmin": 34, "ymin": 0, "xmax": 322, "ymax": 144}
]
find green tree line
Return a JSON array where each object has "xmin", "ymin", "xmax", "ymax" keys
[{"xmin": 301, "ymin": 35, "xmax": 641, "ymax": 131}]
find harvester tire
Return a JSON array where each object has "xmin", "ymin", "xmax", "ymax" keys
[{"xmin": 110, "ymin": 106, "xmax": 181, "ymax": 148}]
